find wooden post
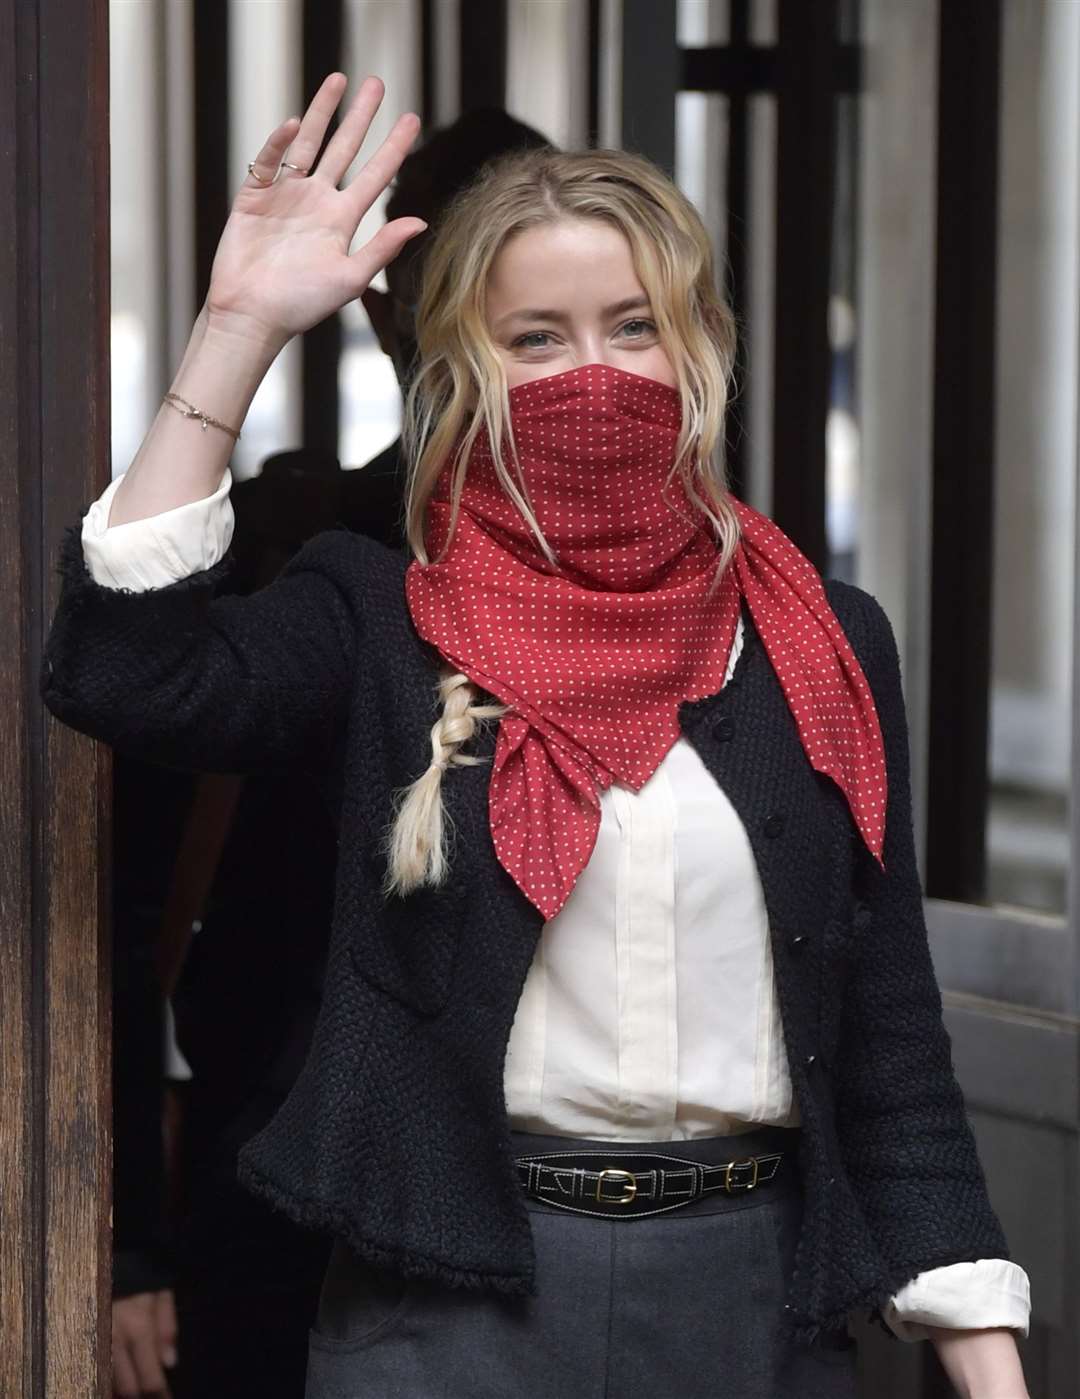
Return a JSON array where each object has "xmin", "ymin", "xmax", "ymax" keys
[{"xmin": 0, "ymin": 0, "xmax": 112, "ymax": 1393}]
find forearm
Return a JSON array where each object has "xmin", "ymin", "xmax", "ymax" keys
[
  {"xmin": 926, "ymin": 1325, "xmax": 1028, "ymax": 1398},
  {"xmin": 107, "ymin": 306, "xmax": 285, "ymax": 527}
]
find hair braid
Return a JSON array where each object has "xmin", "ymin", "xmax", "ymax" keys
[{"xmin": 381, "ymin": 666, "xmax": 506, "ymax": 897}]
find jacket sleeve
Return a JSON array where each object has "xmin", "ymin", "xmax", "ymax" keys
[
  {"xmin": 832, "ymin": 588, "xmax": 1018, "ymax": 1291},
  {"xmin": 40, "ymin": 496, "xmax": 358, "ymax": 778}
]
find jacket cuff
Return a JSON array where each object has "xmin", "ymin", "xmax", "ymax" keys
[
  {"xmin": 112, "ymin": 1246, "xmax": 176, "ymax": 1299},
  {"xmin": 881, "ymin": 1258, "xmax": 1031, "ymax": 1341},
  {"xmin": 81, "ymin": 467, "xmax": 234, "ymax": 590}
]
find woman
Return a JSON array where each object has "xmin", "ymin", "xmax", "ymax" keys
[{"xmin": 42, "ymin": 72, "xmax": 1031, "ymax": 1398}]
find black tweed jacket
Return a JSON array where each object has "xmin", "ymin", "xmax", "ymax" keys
[{"xmin": 40, "ymin": 511, "xmax": 1012, "ymax": 1349}]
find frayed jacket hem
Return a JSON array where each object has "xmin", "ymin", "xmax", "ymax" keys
[{"xmin": 236, "ymin": 1154, "xmax": 539, "ymax": 1299}]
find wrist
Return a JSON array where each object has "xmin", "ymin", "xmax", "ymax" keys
[
  {"xmin": 202, "ymin": 306, "xmax": 289, "ymax": 365},
  {"xmin": 926, "ymin": 1326, "xmax": 1029, "ymax": 1399},
  {"xmin": 169, "ymin": 321, "xmax": 281, "ymax": 432}
]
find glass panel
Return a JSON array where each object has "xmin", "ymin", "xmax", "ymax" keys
[
  {"xmin": 825, "ymin": 91, "xmax": 860, "ymax": 582},
  {"xmin": 339, "ymin": 0, "xmax": 422, "ymax": 469},
  {"xmin": 986, "ymin": 0, "xmax": 1077, "ymax": 915},
  {"xmin": 749, "ymin": 0, "xmax": 776, "ymax": 46},
  {"xmin": 744, "ymin": 94, "xmax": 776, "ymax": 517},
  {"xmin": 110, "ymin": 0, "xmax": 164, "ymax": 477},
  {"xmin": 507, "ymin": 0, "xmax": 588, "ymax": 150},
  {"xmin": 228, "ymin": 0, "xmax": 303, "ymax": 477},
  {"xmin": 677, "ymin": 0, "xmax": 730, "ymax": 47},
  {"xmin": 675, "ymin": 92, "xmax": 729, "ymax": 278},
  {"xmin": 850, "ymin": 0, "xmax": 938, "ymax": 855}
]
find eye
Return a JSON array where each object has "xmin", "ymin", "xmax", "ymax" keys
[
  {"xmin": 510, "ymin": 330, "xmax": 554, "ymax": 350},
  {"xmin": 620, "ymin": 318, "xmax": 657, "ymax": 338},
  {"xmin": 510, "ymin": 318, "xmax": 657, "ymax": 351}
]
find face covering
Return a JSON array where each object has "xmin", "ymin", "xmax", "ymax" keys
[{"xmin": 405, "ymin": 362, "xmax": 887, "ymax": 920}]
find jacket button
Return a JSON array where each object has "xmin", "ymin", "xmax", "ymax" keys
[
  {"xmin": 789, "ymin": 933, "xmax": 808, "ymax": 950},
  {"xmin": 713, "ymin": 715, "xmax": 735, "ymax": 742},
  {"xmin": 804, "ymin": 1053, "xmax": 817, "ymax": 1068},
  {"xmin": 764, "ymin": 813, "xmax": 786, "ymax": 838}
]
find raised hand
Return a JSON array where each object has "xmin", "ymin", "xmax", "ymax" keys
[{"xmin": 204, "ymin": 72, "xmax": 426, "ymax": 353}]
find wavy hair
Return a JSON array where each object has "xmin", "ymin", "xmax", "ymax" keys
[{"xmin": 380, "ymin": 145, "xmax": 741, "ymax": 899}]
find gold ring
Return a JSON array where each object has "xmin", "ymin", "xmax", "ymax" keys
[
  {"xmin": 246, "ymin": 161, "xmax": 273, "ymax": 184},
  {"xmin": 281, "ymin": 161, "xmax": 309, "ymax": 174}
]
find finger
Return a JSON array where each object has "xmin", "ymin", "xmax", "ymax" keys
[
  {"xmin": 243, "ymin": 115, "xmax": 301, "ymax": 190},
  {"xmin": 338, "ymin": 110, "xmax": 424, "ymax": 228},
  {"xmin": 344, "ymin": 217, "xmax": 428, "ymax": 299},
  {"xmin": 131, "ymin": 1329, "xmax": 168, "ymax": 1396},
  {"xmin": 111, "ymin": 1340, "xmax": 139, "ymax": 1399},
  {"xmin": 314, "ymin": 73, "xmax": 388, "ymax": 188},
  {"xmin": 283, "ymin": 70, "xmax": 350, "ymax": 182}
]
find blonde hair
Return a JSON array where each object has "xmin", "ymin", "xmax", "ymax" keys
[{"xmin": 381, "ymin": 145, "xmax": 741, "ymax": 900}]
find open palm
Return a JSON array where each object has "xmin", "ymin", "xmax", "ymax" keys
[{"xmin": 205, "ymin": 72, "xmax": 426, "ymax": 350}]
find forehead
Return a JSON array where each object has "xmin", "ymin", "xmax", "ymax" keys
[{"xmin": 486, "ymin": 220, "xmax": 642, "ymax": 305}]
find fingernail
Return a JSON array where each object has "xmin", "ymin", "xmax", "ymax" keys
[{"xmin": 163, "ymin": 1346, "xmax": 178, "ymax": 1368}]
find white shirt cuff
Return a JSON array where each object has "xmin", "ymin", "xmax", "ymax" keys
[
  {"xmin": 882, "ymin": 1259, "xmax": 1031, "ymax": 1342},
  {"xmin": 81, "ymin": 467, "xmax": 235, "ymax": 591}
]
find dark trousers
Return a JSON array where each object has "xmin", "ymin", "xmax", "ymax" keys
[
  {"xmin": 305, "ymin": 1124, "xmax": 859, "ymax": 1399},
  {"xmin": 170, "ymin": 1158, "xmax": 331, "ymax": 1399}
]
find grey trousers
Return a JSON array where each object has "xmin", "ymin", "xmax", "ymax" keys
[{"xmin": 305, "ymin": 1124, "xmax": 859, "ymax": 1398}]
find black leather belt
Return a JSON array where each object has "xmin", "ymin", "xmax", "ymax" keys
[{"xmin": 514, "ymin": 1147, "xmax": 786, "ymax": 1219}]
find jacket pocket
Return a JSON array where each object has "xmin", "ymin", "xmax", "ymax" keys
[
  {"xmin": 346, "ymin": 847, "xmax": 466, "ymax": 1016},
  {"xmin": 309, "ymin": 1241, "xmax": 416, "ymax": 1351}
]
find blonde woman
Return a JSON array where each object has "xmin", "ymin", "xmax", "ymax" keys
[{"xmin": 43, "ymin": 73, "xmax": 1030, "ymax": 1398}]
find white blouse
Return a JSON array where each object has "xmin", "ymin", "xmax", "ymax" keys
[{"xmin": 81, "ymin": 467, "xmax": 1031, "ymax": 1344}]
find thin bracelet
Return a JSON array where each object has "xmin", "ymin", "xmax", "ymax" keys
[{"xmin": 163, "ymin": 391, "xmax": 242, "ymax": 442}]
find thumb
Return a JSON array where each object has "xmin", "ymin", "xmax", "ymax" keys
[{"xmin": 346, "ymin": 218, "xmax": 428, "ymax": 299}]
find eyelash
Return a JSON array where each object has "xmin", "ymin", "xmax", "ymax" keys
[{"xmin": 510, "ymin": 318, "xmax": 657, "ymax": 350}]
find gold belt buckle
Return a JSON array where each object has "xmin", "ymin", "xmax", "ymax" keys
[
  {"xmin": 595, "ymin": 1168, "xmax": 638, "ymax": 1204},
  {"xmin": 723, "ymin": 1156, "xmax": 760, "ymax": 1193}
]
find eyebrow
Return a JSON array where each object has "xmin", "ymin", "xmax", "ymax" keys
[{"xmin": 495, "ymin": 295, "xmax": 653, "ymax": 331}]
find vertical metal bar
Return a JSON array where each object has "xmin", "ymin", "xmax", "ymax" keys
[
  {"xmin": 925, "ymin": 0, "xmax": 1002, "ymax": 900},
  {"xmin": 724, "ymin": 0, "xmax": 750, "ymax": 501},
  {"xmin": 162, "ymin": 0, "xmax": 198, "ymax": 377},
  {"xmin": 771, "ymin": 0, "xmax": 837, "ymax": 565},
  {"xmin": 150, "ymin": 2, "xmax": 171, "ymax": 404},
  {"xmin": 1071, "ymin": 201, "xmax": 1080, "ymax": 1022},
  {"xmin": 193, "ymin": 0, "xmax": 229, "ymax": 307},
  {"xmin": 621, "ymin": 0, "xmax": 678, "ymax": 174},
  {"xmin": 459, "ymin": 0, "xmax": 507, "ymax": 112},
  {"xmin": 301, "ymin": 0, "xmax": 344, "ymax": 456},
  {"xmin": 420, "ymin": 0, "xmax": 436, "ymax": 128},
  {"xmin": 587, "ymin": 0, "xmax": 602, "ymax": 147}
]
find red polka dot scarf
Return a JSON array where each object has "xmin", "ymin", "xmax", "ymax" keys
[{"xmin": 404, "ymin": 363, "xmax": 887, "ymax": 920}]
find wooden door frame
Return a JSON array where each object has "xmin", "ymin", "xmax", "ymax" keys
[{"xmin": 1, "ymin": 0, "xmax": 112, "ymax": 1393}]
